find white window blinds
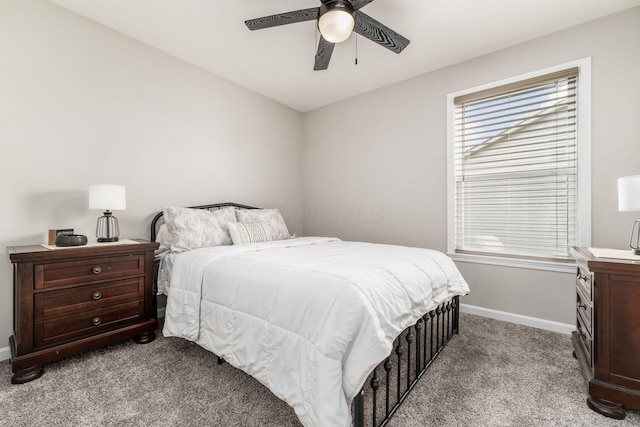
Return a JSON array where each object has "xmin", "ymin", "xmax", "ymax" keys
[{"xmin": 452, "ymin": 68, "xmax": 579, "ymax": 261}]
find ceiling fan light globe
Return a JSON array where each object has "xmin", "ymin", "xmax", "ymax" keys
[{"xmin": 318, "ymin": 9, "xmax": 354, "ymax": 43}]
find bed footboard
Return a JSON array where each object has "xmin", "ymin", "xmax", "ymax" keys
[{"xmin": 353, "ymin": 295, "xmax": 460, "ymax": 427}]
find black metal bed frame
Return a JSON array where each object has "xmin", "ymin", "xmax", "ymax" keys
[
  {"xmin": 151, "ymin": 202, "xmax": 460, "ymax": 427},
  {"xmin": 353, "ymin": 296, "xmax": 459, "ymax": 427}
]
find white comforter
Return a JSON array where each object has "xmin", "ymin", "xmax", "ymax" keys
[{"xmin": 163, "ymin": 237, "xmax": 469, "ymax": 427}]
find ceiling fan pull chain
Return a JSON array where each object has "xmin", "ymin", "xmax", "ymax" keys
[{"xmin": 355, "ymin": 33, "xmax": 358, "ymax": 65}]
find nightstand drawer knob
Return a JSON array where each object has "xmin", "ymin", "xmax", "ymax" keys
[
  {"xmin": 92, "ymin": 316, "xmax": 102, "ymax": 326},
  {"xmin": 92, "ymin": 266, "xmax": 102, "ymax": 274},
  {"xmin": 92, "ymin": 291, "xmax": 102, "ymax": 300}
]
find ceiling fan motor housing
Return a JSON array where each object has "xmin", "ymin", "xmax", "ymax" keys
[{"xmin": 319, "ymin": 0, "xmax": 355, "ymax": 16}]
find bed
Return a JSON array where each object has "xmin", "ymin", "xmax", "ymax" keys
[{"xmin": 151, "ymin": 203, "xmax": 469, "ymax": 427}]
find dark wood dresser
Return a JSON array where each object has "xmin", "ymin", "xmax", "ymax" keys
[
  {"xmin": 8, "ymin": 240, "xmax": 159, "ymax": 384},
  {"xmin": 571, "ymin": 247, "xmax": 640, "ymax": 419}
]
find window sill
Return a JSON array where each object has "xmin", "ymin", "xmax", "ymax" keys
[{"xmin": 447, "ymin": 252, "xmax": 576, "ymax": 274}]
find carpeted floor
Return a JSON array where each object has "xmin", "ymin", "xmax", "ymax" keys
[{"xmin": 1, "ymin": 314, "xmax": 638, "ymax": 426}]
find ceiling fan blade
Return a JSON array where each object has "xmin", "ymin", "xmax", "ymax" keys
[
  {"xmin": 354, "ymin": 11, "xmax": 410, "ymax": 54},
  {"xmin": 350, "ymin": 0, "xmax": 375, "ymax": 10},
  {"xmin": 245, "ymin": 7, "xmax": 319, "ymax": 31},
  {"xmin": 314, "ymin": 36, "xmax": 335, "ymax": 71}
]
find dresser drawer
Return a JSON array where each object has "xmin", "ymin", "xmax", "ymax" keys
[
  {"xmin": 576, "ymin": 287, "xmax": 593, "ymax": 335},
  {"xmin": 576, "ymin": 311, "xmax": 592, "ymax": 367},
  {"xmin": 35, "ymin": 255, "xmax": 144, "ymax": 289},
  {"xmin": 34, "ymin": 278, "xmax": 144, "ymax": 320},
  {"xmin": 34, "ymin": 300, "xmax": 143, "ymax": 348},
  {"xmin": 576, "ymin": 263, "xmax": 593, "ymax": 302}
]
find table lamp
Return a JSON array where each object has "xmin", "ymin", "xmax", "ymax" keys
[
  {"xmin": 618, "ymin": 175, "xmax": 640, "ymax": 255},
  {"xmin": 89, "ymin": 184, "xmax": 126, "ymax": 242}
]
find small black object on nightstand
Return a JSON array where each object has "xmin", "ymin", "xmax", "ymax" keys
[{"xmin": 54, "ymin": 234, "xmax": 88, "ymax": 247}]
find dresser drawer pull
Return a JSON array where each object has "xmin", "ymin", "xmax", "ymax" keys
[
  {"xmin": 577, "ymin": 323, "xmax": 587, "ymax": 341},
  {"xmin": 578, "ymin": 303, "xmax": 588, "ymax": 310},
  {"xmin": 92, "ymin": 266, "xmax": 102, "ymax": 275},
  {"xmin": 91, "ymin": 316, "xmax": 102, "ymax": 326},
  {"xmin": 91, "ymin": 291, "xmax": 102, "ymax": 300}
]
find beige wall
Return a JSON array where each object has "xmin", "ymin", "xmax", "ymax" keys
[
  {"xmin": 0, "ymin": 0, "xmax": 303, "ymax": 349},
  {"xmin": 302, "ymin": 7, "xmax": 640, "ymax": 325}
]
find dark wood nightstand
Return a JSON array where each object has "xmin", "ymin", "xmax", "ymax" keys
[
  {"xmin": 8, "ymin": 239, "xmax": 159, "ymax": 384},
  {"xmin": 571, "ymin": 247, "xmax": 640, "ymax": 419}
]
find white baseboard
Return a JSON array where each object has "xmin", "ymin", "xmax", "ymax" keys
[
  {"xmin": 460, "ymin": 303, "xmax": 575, "ymax": 335},
  {"xmin": 0, "ymin": 346, "xmax": 11, "ymax": 362}
]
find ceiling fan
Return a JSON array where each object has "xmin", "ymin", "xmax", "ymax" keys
[{"xmin": 245, "ymin": 0, "xmax": 410, "ymax": 71}]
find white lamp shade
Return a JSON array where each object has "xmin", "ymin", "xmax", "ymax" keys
[
  {"xmin": 618, "ymin": 175, "xmax": 640, "ymax": 212},
  {"xmin": 89, "ymin": 185, "xmax": 126, "ymax": 211},
  {"xmin": 318, "ymin": 9, "xmax": 354, "ymax": 43}
]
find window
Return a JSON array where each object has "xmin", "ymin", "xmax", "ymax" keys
[{"xmin": 447, "ymin": 60, "xmax": 591, "ymax": 270}]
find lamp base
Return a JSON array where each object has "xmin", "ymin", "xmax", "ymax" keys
[
  {"xmin": 96, "ymin": 211, "xmax": 120, "ymax": 243},
  {"xmin": 630, "ymin": 219, "xmax": 640, "ymax": 256},
  {"xmin": 97, "ymin": 237, "xmax": 119, "ymax": 243}
]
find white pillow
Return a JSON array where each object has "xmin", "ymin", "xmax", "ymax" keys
[
  {"xmin": 236, "ymin": 208, "xmax": 290, "ymax": 241},
  {"xmin": 163, "ymin": 206, "xmax": 236, "ymax": 252},
  {"xmin": 228, "ymin": 221, "xmax": 273, "ymax": 245}
]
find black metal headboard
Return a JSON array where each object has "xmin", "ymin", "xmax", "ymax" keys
[{"xmin": 150, "ymin": 202, "xmax": 259, "ymax": 242}]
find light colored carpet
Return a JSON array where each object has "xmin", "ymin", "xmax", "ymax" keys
[{"xmin": 1, "ymin": 314, "xmax": 638, "ymax": 426}]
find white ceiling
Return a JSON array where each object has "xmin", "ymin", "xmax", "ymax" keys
[{"xmin": 48, "ymin": 0, "xmax": 640, "ymax": 112}]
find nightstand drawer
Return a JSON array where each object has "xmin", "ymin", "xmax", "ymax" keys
[
  {"xmin": 576, "ymin": 263, "xmax": 593, "ymax": 302},
  {"xmin": 576, "ymin": 311, "xmax": 592, "ymax": 367},
  {"xmin": 576, "ymin": 287, "xmax": 593, "ymax": 335},
  {"xmin": 36, "ymin": 255, "xmax": 144, "ymax": 289},
  {"xmin": 35, "ymin": 300, "xmax": 143, "ymax": 348},
  {"xmin": 34, "ymin": 278, "xmax": 144, "ymax": 320}
]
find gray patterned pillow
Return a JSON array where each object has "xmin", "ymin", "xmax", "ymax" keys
[
  {"xmin": 155, "ymin": 224, "xmax": 172, "ymax": 254},
  {"xmin": 228, "ymin": 221, "xmax": 273, "ymax": 244},
  {"xmin": 156, "ymin": 224, "xmax": 171, "ymax": 251},
  {"xmin": 163, "ymin": 206, "xmax": 236, "ymax": 252},
  {"xmin": 236, "ymin": 208, "xmax": 291, "ymax": 241}
]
